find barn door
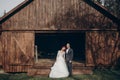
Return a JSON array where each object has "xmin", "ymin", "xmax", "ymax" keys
[
  {"xmin": 86, "ymin": 32, "xmax": 94, "ymax": 66},
  {"xmin": 0, "ymin": 32, "xmax": 3, "ymax": 66},
  {"xmin": 2, "ymin": 32, "xmax": 34, "ymax": 72}
]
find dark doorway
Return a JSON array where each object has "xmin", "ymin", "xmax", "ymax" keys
[{"xmin": 35, "ymin": 32, "xmax": 86, "ymax": 62}]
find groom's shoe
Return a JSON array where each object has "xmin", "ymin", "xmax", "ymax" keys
[{"xmin": 69, "ymin": 74, "xmax": 72, "ymax": 77}]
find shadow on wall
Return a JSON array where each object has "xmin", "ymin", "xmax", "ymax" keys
[
  {"xmin": 47, "ymin": 1, "xmax": 116, "ymax": 30},
  {"xmin": 87, "ymin": 31, "xmax": 120, "ymax": 69}
]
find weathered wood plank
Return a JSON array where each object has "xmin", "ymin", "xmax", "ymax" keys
[
  {"xmin": 2, "ymin": 0, "xmax": 117, "ymax": 30},
  {"xmin": 2, "ymin": 32, "xmax": 34, "ymax": 72},
  {"xmin": 86, "ymin": 31, "xmax": 120, "ymax": 67}
]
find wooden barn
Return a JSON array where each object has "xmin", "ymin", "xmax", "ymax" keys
[{"xmin": 0, "ymin": 0, "xmax": 120, "ymax": 75}]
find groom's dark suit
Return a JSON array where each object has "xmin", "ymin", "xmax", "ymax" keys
[{"xmin": 65, "ymin": 48, "xmax": 73, "ymax": 76}]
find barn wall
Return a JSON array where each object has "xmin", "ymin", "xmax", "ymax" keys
[
  {"xmin": 1, "ymin": 31, "xmax": 34, "ymax": 72},
  {"xmin": 86, "ymin": 31, "xmax": 120, "ymax": 67},
  {"xmin": 1, "ymin": 0, "xmax": 119, "ymax": 72},
  {"xmin": 2, "ymin": 0, "xmax": 117, "ymax": 30},
  {"xmin": 0, "ymin": 32, "xmax": 3, "ymax": 65}
]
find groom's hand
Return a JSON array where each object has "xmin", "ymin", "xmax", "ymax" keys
[{"xmin": 69, "ymin": 61, "xmax": 72, "ymax": 63}]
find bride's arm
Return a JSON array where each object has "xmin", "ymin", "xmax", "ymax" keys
[
  {"xmin": 63, "ymin": 53, "xmax": 65, "ymax": 59},
  {"xmin": 56, "ymin": 50, "xmax": 60, "ymax": 60}
]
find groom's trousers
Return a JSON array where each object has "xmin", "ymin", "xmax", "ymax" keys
[{"xmin": 66, "ymin": 61, "xmax": 72, "ymax": 76}]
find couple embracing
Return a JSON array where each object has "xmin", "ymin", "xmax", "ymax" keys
[{"xmin": 49, "ymin": 43, "xmax": 74, "ymax": 78}]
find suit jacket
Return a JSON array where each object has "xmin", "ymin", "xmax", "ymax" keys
[{"xmin": 65, "ymin": 48, "xmax": 73, "ymax": 62}]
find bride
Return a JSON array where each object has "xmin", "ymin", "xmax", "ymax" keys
[{"xmin": 49, "ymin": 46, "xmax": 69, "ymax": 78}]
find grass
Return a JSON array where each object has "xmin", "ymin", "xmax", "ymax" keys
[{"xmin": 0, "ymin": 69, "xmax": 120, "ymax": 80}]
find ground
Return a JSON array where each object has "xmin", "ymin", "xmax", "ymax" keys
[{"xmin": 0, "ymin": 69, "xmax": 120, "ymax": 80}]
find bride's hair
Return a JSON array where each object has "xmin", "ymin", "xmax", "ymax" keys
[{"xmin": 61, "ymin": 46, "xmax": 66, "ymax": 51}]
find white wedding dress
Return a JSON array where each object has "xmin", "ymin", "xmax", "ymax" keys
[{"xmin": 49, "ymin": 50, "xmax": 69, "ymax": 78}]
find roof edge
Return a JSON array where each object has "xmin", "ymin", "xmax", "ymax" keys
[
  {"xmin": 83, "ymin": 0, "xmax": 120, "ymax": 27},
  {"xmin": 0, "ymin": 0, "xmax": 34, "ymax": 24}
]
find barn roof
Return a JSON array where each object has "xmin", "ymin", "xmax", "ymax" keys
[
  {"xmin": 84, "ymin": 0, "xmax": 120, "ymax": 27},
  {"xmin": 0, "ymin": 0, "xmax": 119, "ymax": 27},
  {"xmin": 0, "ymin": 0, "xmax": 33, "ymax": 24}
]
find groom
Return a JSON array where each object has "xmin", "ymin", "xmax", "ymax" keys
[{"xmin": 65, "ymin": 43, "xmax": 73, "ymax": 76}]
